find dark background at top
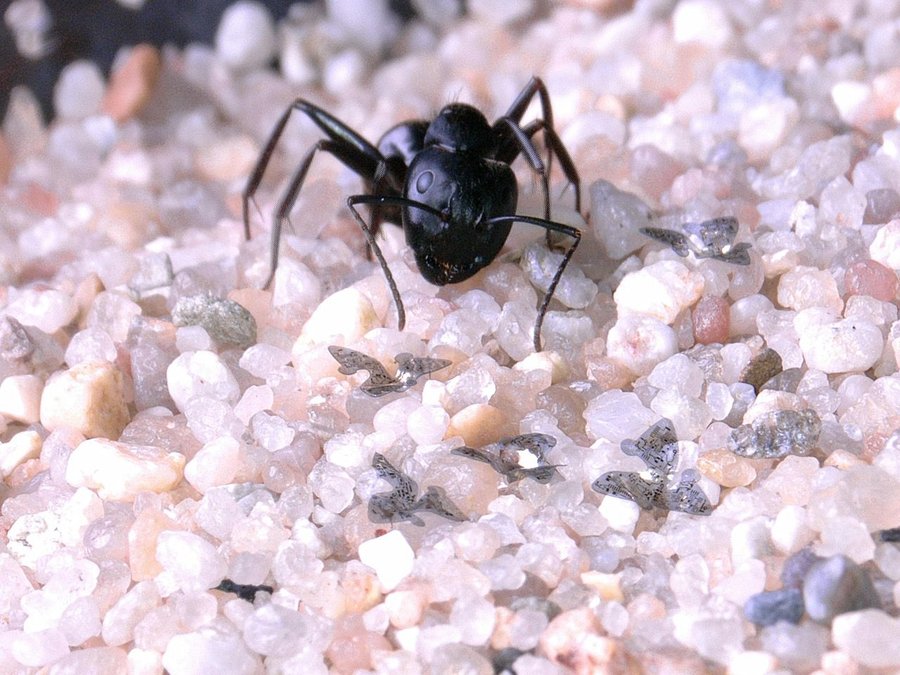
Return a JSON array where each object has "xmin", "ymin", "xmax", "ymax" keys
[{"xmin": 0, "ymin": 0, "xmax": 417, "ymax": 122}]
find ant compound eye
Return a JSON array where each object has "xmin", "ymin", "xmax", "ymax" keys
[{"xmin": 415, "ymin": 170, "xmax": 434, "ymax": 194}]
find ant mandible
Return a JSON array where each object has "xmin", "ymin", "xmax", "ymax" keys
[{"xmin": 242, "ymin": 76, "xmax": 582, "ymax": 352}]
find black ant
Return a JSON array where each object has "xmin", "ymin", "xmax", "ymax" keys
[{"xmin": 242, "ymin": 77, "xmax": 582, "ymax": 351}]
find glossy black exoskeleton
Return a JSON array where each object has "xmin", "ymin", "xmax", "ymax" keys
[{"xmin": 243, "ymin": 77, "xmax": 582, "ymax": 351}]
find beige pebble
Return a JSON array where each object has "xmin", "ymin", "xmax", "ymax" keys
[
  {"xmin": 0, "ymin": 132, "xmax": 11, "ymax": 185},
  {"xmin": 293, "ymin": 287, "xmax": 381, "ymax": 353},
  {"xmin": 0, "ymin": 430, "xmax": 42, "ymax": 478},
  {"xmin": 697, "ymin": 448, "xmax": 758, "ymax": 487},
  {"xmin": 40, "ymin": 361, "xmax": 130, "ymax": 439},
  {"xmin": 445, "ymin": 403, "xmax": 507, "ymax": 447},
  {"xmin": 65, "ymin": 437, "xmax": 184, "ymax": 501},
  {"xmin": 385, "ymin": 588, "xmax": 427, "ymax": 629},
  {"xmin": 0, "ymin": 374, "xmax": 43, "ymax": 423},
  {"xmin": 513, "ymin": 350, "xmax": 570, "ymax": 384},
  {"xmin": 540, "ymin": 608, "xmax": 631, "ymax": 674},
  {"xmin": 101, "ymin": 44, "xmax": 161, "ymax": 122},
  {"xmin": 580, "ymin": 571, "xmax": 625, "ymax": 602},
  {"xmin": 195, "ymin": 134, "xmax": 259, "ymax": 182},
  {"xmin": 128, "ymin": 508, "xmax": 179, "ymax": 581}
]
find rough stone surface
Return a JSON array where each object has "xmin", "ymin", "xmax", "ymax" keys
[
  {"xmin": 65, "ymin": 438, "xmax": 185, "ymax": 501},
  {"xmin": 40, "ymin": 362, "xmax": 130, "ymax": 439}
]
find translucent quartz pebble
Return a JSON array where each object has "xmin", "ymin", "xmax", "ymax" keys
[
  {"xmin": 155, "ymin": 530, "xmax": 227, "ymax": 593},
  {"xmin": 802, "ymin": 554, "xmax": 881, "ymax": 624},
  {"xmin": 162, "ymin": 628, "xmax": 259, "ymax": 675},
  {"xmin": 520, "ymin": 243, "xmax": 597, "ymax": 309},
  {"xmin": 588, "ymin": 179, "xmax": 653, "ymax": 259},
  {"xmin": 166, "ymin": 350, "xmax": 241, "ymax": 412},
  {"xmin": 172, "ymin": 294, "xmax": 257, "ymax": 348},
  {"xmin": 743, "ymin": 588, "xmax": 804, "ymax": 626},
  {"xmin": 728, "ymin": 409, "xmax": 821, "ymax": 459},
  {"xmin": 832, "ymin": 609, "xmax": 900, "ymax": 669}
]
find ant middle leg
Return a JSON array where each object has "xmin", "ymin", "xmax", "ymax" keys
[
  {"xmin": 346, "ymin": 194, "xmax": 448, "ymax": 334},
  {"xmin": 485, "ymin": 214, "xmax": 582, "ymax": 352},
  {"xmin": 242, "ymin": 98, "xmax": 398, "ymax": 288}
]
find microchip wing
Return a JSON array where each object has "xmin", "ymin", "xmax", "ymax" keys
[
  {"xmin": 621, "ymin": 418, "xmax": 678, "ymax": 475},
  {"xmin": 640, "ymin": 227, "xmax": 690, "ymax": 256},
  {"xmin": 413, "ymin": 486, "xmax": 466, "ymax": 522},
  {"xmin": 592, "ymin": 470, "xmax": 659, "ymax": 510}
]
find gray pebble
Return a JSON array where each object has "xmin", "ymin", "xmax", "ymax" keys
[
  {"xmin": 172, "ymin": 294, "xmax": 257, "ymax": 348},
  {"xmin": 744, "ymin": 588, "xmax": 804, "ymax": 626},
  {"xmin": 802, "ymin": 554, "xmax": 881, "ymax": 624}
]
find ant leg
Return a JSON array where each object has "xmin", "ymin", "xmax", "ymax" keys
[
  {"xmin": 497, "ymin": 118, "xmax": 552, "ymax": 221},
  {"xmin": 497, "ymin": 76, "xmax": 555, "ymax": 178},
  {"xmin": 259, "ymin": 138, "xmax": 382, "ymax": 289},
  {"xmin": 243, "ymin": 98, "xmax": 399, "ymax": 287},
  {"xmin": 243, "ymin": 99, "xmax": 386, "ymax": 240},
  {"xmin": 519, "ymin": 118, "xmax": 581, "ymax": 213},
  {"xmin": 485, "ymin": 215, "xmax": 582, "ymax": 352},
  {"xmin": 346, "ymin": 194, "xmax": 447, "ymax": 333}
]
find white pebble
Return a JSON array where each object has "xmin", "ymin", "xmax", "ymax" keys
[
  {"xmin": 870, "ymin": 220, "xmax": 900, "ymax": 271},
  {"xmin": 771, "ymin": 505, "xmax": 814, "ymax": 554},
  {"xmin": 672, "ymin": 0, "xmax": 733, "ymax": 47},
  {"xmin": 614, "ymin": 260, "xmax": 705, "ymax": 324},
  {"xmin": 832, "ymin": 610, "xmax": 900, "ymax": 669},
  {"xmin": 0, "ymin": 374, "xmax": 42, "ymax": 423},
  {"xmin": 156, "ymin": 531, "xmax": 228, "ymax": 593},
  {"xmin": 598, "ymin": 497, "xmax": 640, "ymax": 533},
  {"xmin": 521, "ymin": 243, "xmax": 598, "ymax": 310},
  {"xmin": 184, "ymin": 436, "xmax": 241, "ymax": 493},
  {"xmin": 584, "ymin": 390, "xmax": 657, "ymax": 444},
  {"xmin": 233, "ymin": 385, "xmax": 274, "ymax": 425},
  {"xmin": 407, "ymin": 405, "xmax": 450, "ymax": 445},
  {"xmin": 214, "ymin": 1, "xmax": 277, "ymax": 70},
  {"xmin": 10, "ymin": 627, "xmax": 70, "ymax": 667},
  {"xmin": 358, "ymin": 530, "xmax": 415, "ymax": 591},
  {"xmin": 251, "ymin": 411, "xmax": 295, "ymax": 451},
  {"xmin": 65, "ymin": 438, "xmax": 185, "ymax": 501},
  {"xmin": 6, "ymin": 288, "xmax": 78, "ymax": 333},
  {"xmin": 272, "ymin": 259, "xmax": 322, "ymax": 309},
  {"xmin": 798, "ymin": 317, "xmax": 884, "ymax": 373},
  {"xmin": 64, "ymin": 328, "xmax": 117, "ymax": 365},
  {"xmin": 606, "ymin": 314, "xmax": 678, "ymax": 376},
  {"xmin": 162, "ymin": 629, "xmax": 259, "ymax": 675},
  {"xmin": 777, "ymin": 266, "xmax": 843, "ymax": 313},
  {"xmin": 166, "ymin": 350, "xmax": 241, "ymax": 412},
  {"xmin": 294, "ymin": 287, "xmax": 381, "ymax": 351},
  {"xmin": 648, "ymin": 353, "xmax": 705, "ymax": 398},
  {"xmin": 0, "ymin": 429, "xmax": 42, "ymax": 477},
  {"xmin": 54, "ymin": 60, "xmax": 105, "ymax": 120}
]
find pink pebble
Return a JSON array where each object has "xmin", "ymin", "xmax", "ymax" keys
[
  {"xmin": 692, "ymin": 295, "xmax": 730, "ymax": 345},
  {"xmin": 845, "ymin": 260, "xmax": 899, "ymax": 301}
]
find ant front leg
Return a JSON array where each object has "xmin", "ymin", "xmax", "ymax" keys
[
  {"xmin": 345, "ymin": 194, "xmax": 448, "ymax": 333},
  {"xmin": 242, "ymin": 99, "xmax": 393, "ymax": 287},
  {"xmin": 485, "ymin": 214, "xmax": 581, "ymax": 352}
]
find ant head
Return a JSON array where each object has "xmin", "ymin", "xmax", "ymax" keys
[{"xmin": 425, "ymin": 103, "xmax": 494, "ymax": 156}]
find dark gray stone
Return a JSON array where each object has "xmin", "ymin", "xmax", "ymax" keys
[{"xmin": 744, "ymin": 588, "xmax": 804, "ymax": 626}]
